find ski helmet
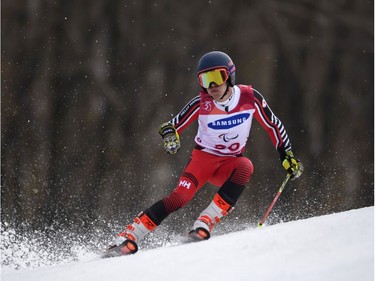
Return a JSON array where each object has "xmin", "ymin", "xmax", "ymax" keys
[{"xmin": 197, "ymin": 51, "xmax": 236, "ymax": 87}]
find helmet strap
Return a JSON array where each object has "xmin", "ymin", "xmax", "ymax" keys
[{"xmin": 219, "ymin": 83, "xmax": 230, "ymax": 100}]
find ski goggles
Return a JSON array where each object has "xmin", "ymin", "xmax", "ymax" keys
[{"xmin": 198, "ymin": 68, "xmax": 229, "ymax": 88}]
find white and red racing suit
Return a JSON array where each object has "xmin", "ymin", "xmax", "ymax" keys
[
  {"xmin": 142, "ymin": 85, "xmax": 293, "ymax": 225},
  {"xmin": 170, "ymin": 84, "xmax": 292, "ymax": 156}
]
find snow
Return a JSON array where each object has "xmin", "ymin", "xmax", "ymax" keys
[{"xmin": 2, "ymin": 207, "xmax": 374, "ymax": 281}]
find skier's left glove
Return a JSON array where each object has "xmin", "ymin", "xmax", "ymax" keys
[
  {"xmin": 281, "ymin": 151, "xmax": 303, "ymax": 180},
  {"xmin": 159, "ymin": 122, "xmax": 180, "ymax": 154}
]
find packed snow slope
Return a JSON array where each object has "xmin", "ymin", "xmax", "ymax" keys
[{"xmin": 2, "ymin": 207, "xmax": 374, "ymax": 281}]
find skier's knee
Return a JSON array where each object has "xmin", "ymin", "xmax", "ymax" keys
[
  {"xmin": 231, "ymin": 157, "xmax": 253, "ymax": 185},
  {"xmin": 219, "ymin": 159, "xmax": 252, "ymax": 206}
]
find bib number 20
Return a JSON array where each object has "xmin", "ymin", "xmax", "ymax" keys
[{"xmin": 214, "ymin": 142, "xmax": 240, "ymax": 152}]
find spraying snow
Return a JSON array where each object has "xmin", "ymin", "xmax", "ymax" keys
[{"xmin": 1, "ymin": 207, "xmax": 374, "ymax": 281}]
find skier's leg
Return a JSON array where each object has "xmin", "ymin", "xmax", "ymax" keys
[
  {"xmin": 115, "ymin": 170, "xmax": 202, "ymax": 245},
  {"xmin": 191, "ymin": 157, "xmax": 253, "ymax": 239},
  {"xmin": 141, "ymin": 150, "xmax": 216, "ymax": 224},
  {"xmin": 109, "ymin": 149, "xmax": 214, "ymax": 250}
]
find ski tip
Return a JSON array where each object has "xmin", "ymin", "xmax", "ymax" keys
[
  {"xmin": 120, "ymin": 239, "xmax": 138, "ymax": 255},
  {"xmin": 188, "ymin": 227, "xmax": 210, "ymax": 241},
  {"xmin": 101, "ymin": 239, "xmax": 138, "ymax": 258}
]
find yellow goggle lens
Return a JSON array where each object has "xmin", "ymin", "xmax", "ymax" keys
[{"xmin": 198, "ymin": 68, "xmax": 229, "ymax": 88}]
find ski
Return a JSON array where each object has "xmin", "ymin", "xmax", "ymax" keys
[{"xmin": 101, "ymin": 228, "xmax": 210, "ymax": 258}]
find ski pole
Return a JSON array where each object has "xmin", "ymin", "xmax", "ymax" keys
[{"xmin": 258, "ymin": 173, "xmax": 291, "ymax": 227}]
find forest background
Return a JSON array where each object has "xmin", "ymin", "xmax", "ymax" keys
[{"xmin": 1, "ymin": 0, "xmax": 373, "ymax": 238}]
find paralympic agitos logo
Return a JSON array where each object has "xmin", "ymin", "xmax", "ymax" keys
[{"xmin": 208, "ymin": 113, "xmax": 250, "ymax": 130}]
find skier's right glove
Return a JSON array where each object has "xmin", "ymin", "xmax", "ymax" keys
[
  {"xmin": 159, "ymin": 122, "xmax": 180, "ymax": 154},
  {"xmin": 281, "ymin": 151, "xmax": 304, "ymax": 180}
]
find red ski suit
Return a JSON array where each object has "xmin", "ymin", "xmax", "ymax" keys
[{"xmin": 146, "ymin": 85, "xmax": 292, "ymax": 224}]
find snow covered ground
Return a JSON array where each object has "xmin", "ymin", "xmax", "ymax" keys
[{"xmin": 2, "ymin": 207, "xmax": 374, "ymax": 281}]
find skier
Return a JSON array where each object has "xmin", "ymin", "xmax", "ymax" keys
[{"xmin": 105, "ymin": 51, "xmax": 303, "ymax": 256}]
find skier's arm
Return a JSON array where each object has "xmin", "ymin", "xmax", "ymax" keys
[
  {"xmin": 253, "ymin": 89, "xmax": 291, "ymax": 154},
  {"xmin": 253, "ymin": 89, "xmax": 303, "ymax": 179},
  {"xmin": 159, "ymin": 95, "xmax": 200, "ymax": 154},
  {"xmin": 168, "ymin": 95, "xmax": 200, "ymax": 134}
]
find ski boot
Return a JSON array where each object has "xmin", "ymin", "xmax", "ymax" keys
[
  {"xmin": 188, "ymin": 193, "xmax": 233, "ymax": 241},
  {"xmin": 103, "ymin": 212, "xmax": 157, "ymax": 257}
]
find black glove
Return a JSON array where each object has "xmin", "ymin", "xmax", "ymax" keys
[
  {"xmin": 159, "ymin": 122, "xmax": 180, "ymax": 154},
  {"xmin": 281, "ymin": 151, "xmax": 303, "ymax": 180}
]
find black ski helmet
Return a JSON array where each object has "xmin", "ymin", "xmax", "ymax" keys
[{"xmin": 197, "ymin": 51, "xmax": 236, "ymax": 87}]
